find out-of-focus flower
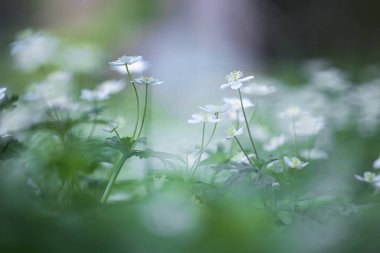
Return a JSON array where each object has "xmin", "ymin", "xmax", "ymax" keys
[
  {"xmin": 310, "ymin": 68, "xmax": 349, "ymax": 92},
  {"xmin": 223, "ymin": 97, "xmax": 254, "ymax": 110},
  {"xmin": 226, "ymin": 110, "xmax": 244, "ymax": 122},
  {"xmin": 0, "ymin": 87, "xmax": 6, "ymax": 100},
  {"xmin": 97, "ymin": 80, "xmax": 125, "ymax": 94},
  {"xmin": 283, "ymin": 156, "xmax": 309, "ymax": 169},
  {"xmin": 355, "ymin": 172, "xmax": 380, "ymax": 184},
  {"xmin": 109, "ymin": 55, "xmax": 142, "ymax": 66},
  {"xmin": 199, "ymin": 103, "xmax": 231, "ymax": 114},
  {"xmin": 80, "ymin": 89, "xmax": 109, "ymax": 101},
  {"xmin": 103, "ymin": 121, "xmax": 119, "ymax": 133},
  {"xmin": 111, "ymin": 60, "xmax": 149, "ymax": 75},
  {"xmin": 373, "ymin": 155, "xmax": 380, "ymax": 169},
  {"xmin": 241, "ymin": 83, "xmax": 276, "ymax": 96},
  {"xmin": 279, "ymin": 106, "xmax": 303, "ymax": 119},
  {"xmin": 293, "ymin": 114, "xmax": 325, "ymax": 136},
  {"xmin": 23, "ymin": 71, "xmax": 74, "ymax": 108},
  {"xmin": 300, "ymin": 148, "xmax": 328, "ymax": 160},
  {"xmin": 221, "ymin": 71, "xmax": 254, "ymax": 90},
  {"xmin": 188, "ymin": 113, "xmax": 221, "ymax": 124},
  {"xmin": 11, "ymin": 29, "xmax": 59, "ymax": 72},
  {"xmin": 134, "ymin": 76, "xmax": 164, "ymax": 86},
  {"xmin": 263, "ymin": 134, "xmax": 286, "ymax": 152},
  {"xmin": 81, "ymin": 80, "xmax": 125, "ymax": 102},
  {"xmin": 225, "ymin": 127, "xmax": 243, "ymax": 140}
]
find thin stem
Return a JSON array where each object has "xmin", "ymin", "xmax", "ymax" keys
[
  {"xmin": 125, "ymin": 65, "xmax": 140, "ymax": 140},
  {"xmin": 204, "ymin": 113, "xmax": 219, "ymax": 148},
  {"xmin": 234, "ymin": 136, "xmax": 256, "ymax": 171},
  {"xmin": 190, "ymin": 123, "xmax": 206, "ymax": 177},
  {"xmin": 136, "ymin": 84, "xmax": 149, "ymax": 141},
  {"xmin": 101, "ymin": 154, "xmax": 129, "ymax": 203},
  {"xmin": 88, "ymin": 100, "xmax": 98, "ymax": 139},
  {"xmin": 238, "ymin": 88, "xmax": 259, "ymax": 159}
]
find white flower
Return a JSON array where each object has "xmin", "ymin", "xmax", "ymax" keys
[
  {"xmin": 226, "ymin": 110, "xmax": 244, "ymax": 122},
  {"xmin": 103, "ymin": 121, "xmax": 119, "ymax": 133},
  {"xmin": 23, "ymin": 71, "xmax": 73, "ymax": 108},
  {"xmin": 134, "ymin": 76, "xmax": 164, "ymax": 86},
  {"xmin": 373, "ymin": 155, "xmax": 380, "ymax": 169},
  {"xmin": 81, "ymin": 80, "xmax": 125, "ymax": 102},
  {"xmin": 263, "ymin": 134, "xmax": 286, "ymax": 152},
  {"xmin": 0, "ymin": 87, "xmax": 6, "ymax": 100},
  {"xmin": 355, "ymin": 172, "xmax": 380, "ymax": 184},
  {"xmin": 293, "ymin": 114, "xmax": 325, "ymax": 136},
  {"xmin": 241, "ymin": 83, "xmax": 276, "ymax": 96},
  {"xmin": 225, "ymin": 127, "xmax": 243, "ymax": 140},
  {"xmin": 223, "ymin": 97, "xmax": 254, "ymax": 110},
  {"xmin": 279, "ymin": 106, "xmax": 303, "ymax": 119},
  {"xmin": 109, "ymin": 55, "xmax": 142, "ymax": 66},
  {"xmin": 11, "ymin": 30, "xmax": 59, "ymax": 72},
  {"xmin": 199, "ymin": 103, "xmax": 231, "ymax": 114},
  {"xmin": 80, "ymin": 89, "xmax": 109, "ymax": 101},
  {"xmin": 97, "ymin": 80, "xmax": 125, "ymax": 94},
  {"xmin": 300, "ymin": 148, "xmax": 328, "ymax": 160},
  {"xmin": 110, "ymin": 60, "xmax": 149, "ymax": 75},
  {"xmin": 221, "ymin": 71, "xmax": 254, "ymax": 90},
  {"xmin": 188, "ymin": 113, "xmax": 221, "ymax": 124},
  {"xmin": 283, "ymin": 156, "xmax": 309, "ymax": 169}
]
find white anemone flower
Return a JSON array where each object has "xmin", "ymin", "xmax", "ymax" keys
[
  {"xmin": 263, "ymin": 134, "xmax": 286, "ymax": 152},
  {"xmin": 241, "ymin": 83, "xmax": 276, "ymax": 96},
  {"xmin": 188, "ymin": 113, "xmax": 221, "ymax": 124},
  {"xmin": 283, "ymin": 156, "xmax": 309, "ymax": 169},
  {"xmin": 225, "ymin": 127, "xmax": 243, "ymax": 140},
  {"xmin": 134, "ymin": 76, "xmax": 164, "ymax": 86},
  {"xmin": 221, "ymin": 71, "xmax": 254, "ymax": 90},
  {"xmin": 199, "ymin": 103, "xmax": 231, "ymax": 114},
  {"xmin": 355, "ymin": 172, "xmax": 380, "ymax": 184},
  {"xmin": 0, "ymin": 87, "xmax": 6, "ymax": 100},
  {"xmin": 223, "ymin": 97, "xmax": 254, "ymax": 110},
  {"xmin": 373, "ymin": 155, "xmax": 380, "ymax": 169},
  {"xmin": 109, "ymin": 55, "xmax": 142, "ymax": 66}
]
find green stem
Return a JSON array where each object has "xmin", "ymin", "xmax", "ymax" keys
[
  {"xmin": 101, "ymin": 154, "xmax": 129, "ymax": 203},
  {"xmin": 234, "ymin": 136, "xmax": 257, "ymax": 171},
  {"xmin": 238, "ymin": 88, "xmax": 259, "ymax": 160},
  {"xmin": 136, "ymin": 84, "xmax": 149, "ymax": 141},
  {"xmin": 204, "ymin": 113, "xmax": 219, "ymax": 148},
  {"xmin": 125, "ymin": 65, "xmax": 140, "ymax": 140},
  {"xmin": 190, "ymin": 123, "xmax": 206, "ymax": 178},
  {"xmin": 88, "ymin": 100, "xmax": 98, "ymax": 139}
]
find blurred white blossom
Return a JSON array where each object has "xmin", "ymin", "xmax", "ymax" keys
[
  {"xmin": 0, "ymin": 87, "xmax": 6, "ymax": 100},
  {"xmin": 199, "ymin": 103, "xmax": 231, "ymax": 114},
  {"xmin": 134, "ymin": 76, "xmax": 164, "ymax": 86},
  {"xmin": 264, "ymin": 134, "xmax": 286, "ymax": 152},
  {"xmin": 109, "ymin": 55, "xmax": 142, "ymax": 66},
  {"xmin": 11, "ymin": 30, "xmax": 59, "ymax": 72},
  {"xmin": 223, "ymin": 97, "xmax": 254, "ymax": 110},
  {"xmin": 373, "ymin": 155, "xmax": 380, "ymax": 169},
  {"xmin": 111, "ymin": 60, "xmax": 149, "ymax": 75},
  {"xmin": 300, "ymin": 148, "xmax": 328, "ymax": 160},
  {"xmin": 241, "ymin": 83, "xmax": 276, "ymax": 96},
  {"xmin": 225, "ymin": 127, "xmax": 243, "ymax": 140}
]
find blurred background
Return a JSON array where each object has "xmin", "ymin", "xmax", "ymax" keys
[
  {"xmin": 1, "ymin": 0, "xmax": 380, "ymax": 148},
  {"xmin": 1, "ymin": 1, "xmax": 380, "ymax": 252}
]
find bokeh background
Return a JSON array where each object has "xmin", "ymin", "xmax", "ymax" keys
[{"xmin": 1, "ymin": 1, "xmax": 380, "ymax": 253}]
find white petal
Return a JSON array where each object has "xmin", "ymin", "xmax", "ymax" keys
[{"xmin": 220, "ymin": 83, "xmax": 231, "ymax": 89}]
